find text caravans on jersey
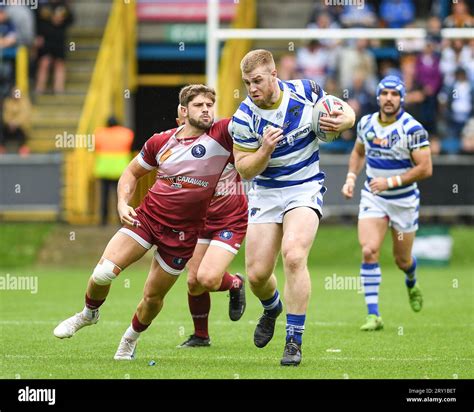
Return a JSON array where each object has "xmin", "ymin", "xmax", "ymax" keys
[
  {"xmin": 55, "ymin": 132, "xmax": 95, "ymax": 152},
  {"xmin": 0, "ymin": 0, "xmax": 38, "ymax": 10},
  {"xmin": 0, "ymin": 273, "xmax": 38, "ymax": 294}
]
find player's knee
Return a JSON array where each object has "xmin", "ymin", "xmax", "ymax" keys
[
  {"xmin": 247, "ymin": 268, "xmax": 270, "ymax": 288},
  {"xmin": 282, "ymin": 248, "xmax": 307, "ymax": 273},
  {"xmin": 196, "ymin": 271, "xmax": 221, "ymax": 291},
  {"xmin": 91, "ymin": 258, "xmax": 121, "ymax": 286},
  {"xmin": 394, "ymin": 255, "xmax": 411, "ymax": 270},
  {"xmin": 362, "ymin": 245, "xmax": 378, "ymax": 262},
  {"xmin": 187, "ymin": 276, "xmax": 201, "ymax": 294},
  {"xmin": 143, "ymin": 294, "xmax": 163, "ymax": 311}
]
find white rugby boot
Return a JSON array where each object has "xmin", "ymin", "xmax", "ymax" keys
[
  {"xmin": 114, "ymin": 336, "xmax": 138, "ymax": 360},
  {"xmin": 53, "ymin": 312, "xmax": 99, "ymax": 339}
]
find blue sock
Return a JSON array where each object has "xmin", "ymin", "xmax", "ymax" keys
[
  {"xmin": 261, "ymin": 290, "xmax": 282, "ymax": 318},
  {"xmin": 360, "ymin": 262, "xmax": 381, "ymax": 316},
  {"xmin": 286, "ymin": 313, "xmax": 305, "ymax": 345},
  {"xmin": 405, "ymin": 256, "xmax": 417, "ymax": 288}
]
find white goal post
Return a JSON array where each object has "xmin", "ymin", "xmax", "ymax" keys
[{"xmin": 206, "ymin": 0, "xmax": 473, "ymax": 89}]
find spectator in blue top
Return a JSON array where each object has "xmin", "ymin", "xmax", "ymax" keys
[{"xmin": 380, "ymin": 0, "xmax": 415, "ymax": 28}]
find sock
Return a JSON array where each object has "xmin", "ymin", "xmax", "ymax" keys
[
  {"xmin": 286, "ymin": 313, "xmax": 305, "ymax": 345},
  {"xmin": 261, "ymin": 290, "xmax": 282, "ymax": 318},
  {"xmin": 404, "ymin": 256, "xmax": 417, "ymax": 288},
  {"xmin": 83, "ymin": 294, "xmax": 105, "ymax": 320},
  {"xmin": 124, "ymin": 325, "xmax": 141, "ymax": 341},
  {"xmin": 188, "ymin": 292, "xmax": 210, "ymax": 339},
  {"xmin": 131, "ymin": 313, "xmax": 150, "ymax": 334},
  {"xmin": 217, "ymin": 272, "xmax": 242, "ymax": 291},
  {"xmin": 360, "ymin": 262, "xmax": 382, "ymax": 316}
]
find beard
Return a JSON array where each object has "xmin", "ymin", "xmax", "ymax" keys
[
  {"xmin": 381, "ymin": 102, "xmax": 401, "ymax": 116},
  {"xmin": 188, "ymin": 115, "xmax": 213, "ymax": 130}
]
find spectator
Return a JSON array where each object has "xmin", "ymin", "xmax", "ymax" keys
[
  {"xmin": 6, "ymin": 5, "xmax": 35, "ymax": 46},
  {"xmin": 339, "ymin": 4, "xmax": 378, "ymax": 28},
  {"xmin": 94, "ymin": 116, "xmax": 134, "ymax": 226},
  {"xmin": 440, "ymin": 39, "xmax": 468, "ymax": 88},
  {"xmin": 415, "ymin": 38, "xmax": 443, "ymax": 138},
  {"xmin": 380, "ymin": 0, "xmax": 415, "ymax": 28},
  {"xmin": 461, "ymin": 117, "xmax": 474, "ymax": 154},
  {"xmin": 296, "ymin": 40, "xmax": 336, "ymax": 87},
  {"xmin": 277, "ymin": 54, "xmax": 299, "ymax": 81},
  {"xmin": 337, "ymin": 38, "xmax": 377, "ymax": 93},
  {"xmin": 0, "ymin": 5, "xmax": 17, "ymax": 92},
  {"xmin": 0, "ymin": 87, "xmax": 32, "ymax": 155},
  {"xmin": 446, "ymin": 68, "xmax": 474, "ymax": 141},
  {"xmin": 35, "ymin": 0, "xmax": 74, "ymax": 94},
  {"xmin": 443, "ymin": 0, "xmax": 473, "ymax": 28},
  {"xmin": 346, "ymin": 70, "xmax": 377, "ymax": 120},
  {"xmin": 307, "ymin": 10, "xmax": 341, "ymax": 48}
]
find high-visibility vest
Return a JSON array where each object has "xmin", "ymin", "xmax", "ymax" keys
[{"xmin": 94, "ymin": 126, "xmax": 134, "ymax": 179}]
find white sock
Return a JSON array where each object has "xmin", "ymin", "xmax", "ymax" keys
[
  {"xmin": 124, "ymin": 325, "xmax": 140, "ymax": 341},
  {"xmin": 82, "ymin": 306, "xmax": 99, "ymax": 320}
]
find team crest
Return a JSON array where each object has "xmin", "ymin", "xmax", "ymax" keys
[
  {"xmin": 173, "ymin": 257, "xmax": 184, "ymax": 266},
  {"xmin": 191, "ymin": 144, "xmax": 206, "ymax": 158},
  {"xmin": 219, "ymin": 230, "xmax": 233, "ymax": 240},
  {"xmin": 250, "ymin": 207, "xmax": 261, "ymax": 217}
]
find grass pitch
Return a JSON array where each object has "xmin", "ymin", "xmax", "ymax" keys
[{"xmin": 0, "ymin": 225, "xmax": 472, "ymax": 379}]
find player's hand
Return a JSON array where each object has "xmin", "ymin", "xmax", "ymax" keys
[
  {"xmin": 342, "ymin": 172, "xmax": 356, "ymax": 199},
  {"xmin": 319, "ymin": 109, "xmax": 355, "ymax": 133},
  {"xmin": 260, "ymin": 126, "xmax": 283, "ymax": 155},
  {"xmin": 342, "ymin": 180, "xmax": 355, "ymax": 199},
  {"xmin": 369, "ymin": 177, "xmax": 389, "ymax": 195},
  {"xmin": 117, "ymin": 201, "xmax": 140, "ymax": 228}
]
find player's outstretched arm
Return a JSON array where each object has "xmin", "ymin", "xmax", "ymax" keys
[
  {"xmin": 319, "ymin": 100, "xmax": 356, "ymax": 133},
  {"xmin": 342, "ymin": 142, "xmax": 366, "ymax": 199},
  {"xmin": 117, "ymin": 158, "xmax": 152, "ymax": 226},
  {"xmin": 234, "ymin": 126, "xmax": 283, "ymax": 180}
]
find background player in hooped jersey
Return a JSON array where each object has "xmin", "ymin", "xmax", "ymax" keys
[
  {"xmin": 173, "ymin": 106, "xmax": 248, "ymax": 348},
  {"xmin": 53, "ymin": 84, "xmax": 238, "ymax": 361},
  {"xmin": 342, "ymin": 75, "xmax": 433, "ymax": 331},
  {"xmin": 232, "ymin": 49, "xmax": 356, "ymax": 366}
]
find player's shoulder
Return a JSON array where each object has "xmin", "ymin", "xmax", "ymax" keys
[
  {"xmin": 147, "ymin": 127, "xmax": 177, "ymax": 143},
  {"xmin": 358, "ymin": 112, "xmax": 376, "ymax": 129},
  {"xmin": 399, "ymin": 111, "xmax": 425, "ymax": 134},
  {"xmin": 283, "ymin": 78, "xmax": 322, "ymax": 102},
  {"xmin": 208, "ymin": 118, "xmax": 233, "ymax": 150}
]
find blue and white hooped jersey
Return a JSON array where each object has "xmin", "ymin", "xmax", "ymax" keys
[
  {"xmin": 231, "ymin": 79, "xmax": 325, "ymax": 189},
  {"xmin": 357, "ymin": 110, "xmax": 430, "ymax": 199}
]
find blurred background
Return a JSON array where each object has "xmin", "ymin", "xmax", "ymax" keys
[{"xmin": 0, "ymin": 0, "xmax": 472, "ymax": 266}]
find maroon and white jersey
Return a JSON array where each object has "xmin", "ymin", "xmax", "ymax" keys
[
  {"xmin": 136, "ymin": 119, "xmax": 233, "ymax": 230},
  {"xmin": 205, "ymin": 156, "xmax": 248, "ymax": 231}
]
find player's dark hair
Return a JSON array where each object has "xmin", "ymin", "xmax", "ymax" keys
[{"xmin": 179, "ymin": 84, "xmax": 216, "ymax": 107}]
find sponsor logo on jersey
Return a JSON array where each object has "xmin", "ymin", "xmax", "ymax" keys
[
  {"xmin": 191, "ymin": 144, "xmax": 206, "ymax": 158},
  {"xmin": 162, "ymin": 176, "xmax": 209, "ymax": 188},
  {"xmin": 219, "ymin": 230, "xmax": 233, "ymax": 240}
]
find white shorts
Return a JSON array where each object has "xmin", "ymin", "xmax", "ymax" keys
[
  {"xmin": 248, "ymin": 180, "xmax": 326, "ymax": 224},
  {"xmin": 358, "ymin": 189, "xmax": 420, "ymax": 233}
]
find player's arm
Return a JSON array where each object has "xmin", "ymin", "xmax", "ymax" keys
[
  {"xmin": 234, "ymin": 126, "xmax": 283, "ymax": 180},
  {"xmin": 342, "ymin": 141, "xmax": 366, "ymax": 199},
  {"xmin": 369, "ymin": 147, "xmax": 433, "ymax": 194},
  {"xmin": 117, "ymin": 158, "xmax": 152, "ymax": 227},
  {"xmin": 319, "ymin": 100, "xmax": 356, "ymax": 133}
]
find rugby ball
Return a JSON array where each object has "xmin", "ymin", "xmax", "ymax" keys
[{"xmin": 312, "ymin": 95, "xmax": 345, "ymax": 142}]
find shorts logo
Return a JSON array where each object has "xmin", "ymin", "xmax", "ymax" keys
[
  {"xmin": 219, "ymin": 230, "xmax": 233, "ymax": 240},
  {"xmin": 173, "ymin": 257, "xmax": 184, "ymax": 266},
  {"xmin": 250, "ymin": 207, "xmax": 260, "ymax": 217},
  {"xmin": 191, "ymin": 144, "xmax": 206, "ymax": 158}
]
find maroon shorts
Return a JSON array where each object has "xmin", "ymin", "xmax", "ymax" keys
[
  {"xmin": 197, "ymin": 222, "xmax": 247, "ymax": 255},
  {"xmin": 119, "ymin": 208, "xmax": 198, "ymax": 275}
]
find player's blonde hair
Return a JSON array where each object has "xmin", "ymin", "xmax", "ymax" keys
[
  {"xmin": 179, "ymin": 84, "xmax": 216, "ymax": 107},
  {"xmin": 240, "ymin": 49, "xmax": 276, "ymax": 74}
]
